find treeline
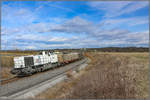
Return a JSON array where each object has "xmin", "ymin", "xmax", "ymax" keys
[
  {"xmin": 0, "ymin": 47, "xmax": 149, "ymax": 53},
  {"xmin": 84, "ymin": 47, "xmax": 149, "ymax": 52},
  {"xmin": 52, "ymin": 47, "xmax": 149, "ymax": 52}
]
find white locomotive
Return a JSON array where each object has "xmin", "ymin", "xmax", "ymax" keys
[{"xmin": 11, "ymin": 51, "xmax": 83, "ymax": 76}]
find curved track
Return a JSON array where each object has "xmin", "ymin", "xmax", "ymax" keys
[
  {"xmin": 0, "ymin": 58, "xmax": 87, "ymax": 97},
  {"xmin": 1, "ymin": 58, "xmax": 84, "ymax": 85},
  {"xmin": 1, "ymin": 77, "xmax": 18, "ymax": 85}
]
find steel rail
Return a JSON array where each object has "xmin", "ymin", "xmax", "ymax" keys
[
  {"xmin": 0, "ymin": 58, "xmax": 85, "ymax": 83},
  {"xmin": 1, "ymin": 76, "xmax": 17, "ymax": 82},
  {"xmin": 1, "ymin": 58, "xmax": 86, "ymax": 84},
  {"xmin": 0, "ymin": 58, "xmax": 87, "ymax": 97}
]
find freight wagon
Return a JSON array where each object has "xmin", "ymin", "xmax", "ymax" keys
[{"xmin": 11, "ymin": 51, "xmax": 83, "ymax": 76}]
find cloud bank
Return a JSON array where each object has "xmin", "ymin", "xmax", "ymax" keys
[{"xmin": 1, "ymin": 1, "xmax": 149, "ymax": 50}]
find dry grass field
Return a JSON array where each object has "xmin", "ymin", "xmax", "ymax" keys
[{"xmin": 36, "ymin": 52, "xmax": 149, "ymax": 99}]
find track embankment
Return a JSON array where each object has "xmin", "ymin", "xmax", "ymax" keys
[{"xmin": 0, "ymin": 58, "xmax": 88, "ymax": 98}]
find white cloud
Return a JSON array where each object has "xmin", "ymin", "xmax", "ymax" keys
[
  {"xmin": 27, "ymin": 23, "xmax": 51, "ymax": 33},
  {"xmin": 1, "ymin": 27, "xmax": 20, "ymax": 35},
  {"xmin": 2, "ymin": 4, "xmax": 37, "ymax": 25},
  {"xmin": 24, "ymin": 46, "xmax": 37, "ymax": 50},
  {"xmin": 2, "ymin": 15, "xmax": 149, "ymax": 50},
  {"xmin": 97, "ymin": 30, "xmax": 149, "ymax": 46},
  {"xmin": 89, "ymin": 1, "xmax": 148, "ymax": 18},
  {"xmin": 50, "ymin": 16, "xmax": 101, "ymax": 35},
  {"xmin": 100, "ymin": 16, "xmax": 149, "ymax": 28},
  {"xmin": 48, "ymin": 37, "xmax": 69, "ymax": 42},
  {"xmin": 36, "ymin": 1, "xmax": 76, "ymax": 14},
  {"xmin": 125, "ymin": 31, "xmax": 149, "ymax": 43},
  {"xmin": 2, "ymin": 2, "xmax": 149, "ymax": 49}
]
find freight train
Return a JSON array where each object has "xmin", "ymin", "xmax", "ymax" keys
[{"xmin": 10, "ymin": 51, "xmax": 83, "ymax": 76}]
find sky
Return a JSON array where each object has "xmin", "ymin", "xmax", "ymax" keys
[{"xmin": 1, "ymin": 1, "xmax": 149, "ymax": 50}]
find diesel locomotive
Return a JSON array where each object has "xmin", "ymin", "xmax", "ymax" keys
[{"xmin": 10, "ymin": 51, "xmax": 83, "ymax": 76}]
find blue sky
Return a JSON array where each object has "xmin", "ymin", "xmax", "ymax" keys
[{"xmin": 1, "ymin": 1, "xmax": 149, "ymax": 50}]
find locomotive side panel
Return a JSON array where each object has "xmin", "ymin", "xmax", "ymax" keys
[
  {"xmin": 14, "ymin": 57, "xmax": 25, "ymax": 68},
  {"xmin": 33, "ymin": 55, "xmax": 41, "ymax": 66},
  {"xmin": 50, "ymin": 54, "xmax": 58, "ymax": 63},
  {"xmin": 38, "ymin": 55, "xmax": 49, "ymax": 65}
]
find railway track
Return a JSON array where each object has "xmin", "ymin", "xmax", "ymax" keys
[
  {"xmin": 1, "ymin": 77, "xmax": 18, "ymax": 85},
  {"xmin": 0, "ymin": 58, "xmax": 87, "ymax": 97},
  {"xmin": 1, "ymin": 58, "xmax": 85, "ymax": 85}
]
